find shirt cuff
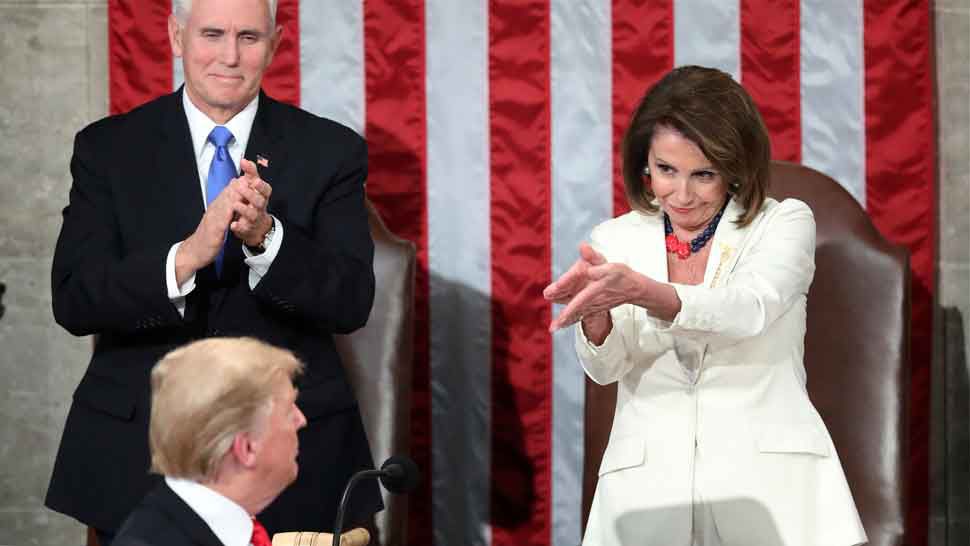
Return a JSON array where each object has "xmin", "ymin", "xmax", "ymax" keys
[
  {"xmin": 166, "ymin": 242, "xmax": 196, "ymax": 318},
  {"xmin": 242, "ymin": 215, "xmax": 283, "ymax": 289}
]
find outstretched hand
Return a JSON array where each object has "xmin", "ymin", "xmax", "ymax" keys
[
  {"xmin": 544, "ymin": 243, "xmax": 646, "ymax": 332},
  {"xmin": 543, "ymin": 243, "xmax": 606, "ymax": 304}
]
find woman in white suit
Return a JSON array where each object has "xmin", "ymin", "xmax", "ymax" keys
[{"xmin": 544, "ymin": 66, "xmax": 866, "ymax": 546}]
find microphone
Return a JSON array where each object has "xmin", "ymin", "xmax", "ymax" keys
[
  {"xmin": 376, "ymin": 455, "xmax": 420, "ymax": 494},
  {"xmin": 332, "ymin": 455, "xmax": 420, "ymax": 546}
]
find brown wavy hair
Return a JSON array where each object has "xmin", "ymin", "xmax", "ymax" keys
[{"xmin": 621, "ymin": 65, "xmax": 771, "ymax": 226}]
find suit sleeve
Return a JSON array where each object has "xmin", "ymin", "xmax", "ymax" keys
[
  {"xmin": 250, "ymin": 132, "xmax": 375, "ymax": 334},
  {"xmin": 658, "ymin": 199, "xmax": 816, "ymax": 343},
  {"xmin": 51, "ymin": 127, "xmax": 183, "ymax": 336}
]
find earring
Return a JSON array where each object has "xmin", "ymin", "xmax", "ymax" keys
[{"xmin": 642, "ymin": 165, "xmax": 650, "ymax": 176}]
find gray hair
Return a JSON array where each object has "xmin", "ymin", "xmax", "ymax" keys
[{"xmin": 173, "ymin": 0, "xmax": 277, "ymax": 27}]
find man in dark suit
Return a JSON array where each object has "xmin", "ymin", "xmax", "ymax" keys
[
  {"xmin": 45, "ymin": 0, "xmax": 381, "ymax": 540},
  {"xmin": 113, "ymin": 338, "xmax": 306, "ymax": 546}
]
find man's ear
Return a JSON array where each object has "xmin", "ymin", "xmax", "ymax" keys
[
  {"xmin": 230, "ymin": 432, "xmax": 259, "ymax": 469},
  {"xmin": 168, "ymin": 14, "xmax": 184, "ymax": 58},
  {"xmin": 267, "ymin": 25, "xmax": 284, "ymax": 60}
]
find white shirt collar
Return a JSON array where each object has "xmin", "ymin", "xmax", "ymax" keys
[
  {"xmin": 182, "ymin": 88, "xmax": 259, "ymax": 164},
  {"xmin": 166, "ymin": 476, "xmax": 253, "ymax": 546}
]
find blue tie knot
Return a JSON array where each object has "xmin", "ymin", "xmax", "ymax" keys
[
  {"xmin": 208, "ymin": 125, "xmax": 233, "ymax": 147},
  {"xmin": 208, "ymin": 126, "xmax": 234, "ymax": 160}
]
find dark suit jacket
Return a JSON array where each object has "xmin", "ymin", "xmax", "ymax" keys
[
  {"xmin": 45, "ymin": 89, "xmax": 382, "ymax": 534},
  {"xmin": 113, "ymin": 482, "xmax": 225, "ymax": 546}
]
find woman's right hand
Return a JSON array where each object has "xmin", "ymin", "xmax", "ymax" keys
[
  {"xmin": 547, "ymin": 241, "xmax": 668, "ymax": 335},
  {"xmin": 543, "ymin": 242, "xmax": 605, "ymax": 305},
  {"xmin": 544, "ymin": 243, "xmax": 618, "ymax": 342}
]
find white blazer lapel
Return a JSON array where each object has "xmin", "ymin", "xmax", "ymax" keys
[{"xmin": 704, "ymin": 197, "xmax": 747, "ymax": 288}]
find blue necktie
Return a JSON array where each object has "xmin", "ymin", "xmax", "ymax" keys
[{"xmin": 206, "ymin": 126, "xmax": 236, "ymax": 276}]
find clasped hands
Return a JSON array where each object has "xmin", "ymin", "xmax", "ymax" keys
[
  {"xmin": 543, "ymin": 242, "xmax": 647, "ymax": 333},
  {"xmin": 177, "ymin": 158, "xmax": 273, "ymax": 279}
]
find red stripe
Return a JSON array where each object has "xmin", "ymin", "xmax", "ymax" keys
[
  {"xmin": 863, "ymin": 2, "xmax": 935, "ymax": 544},
  {"xmin": 362, "ymin": 2, "xmax": 430, "ymax": 544},
  {"xmin": 740, "ymin": 0, "xmax": 800, "ymax": 162},
  {"xmin": 108, "ymin": 0, "xmax": 171, "ymax": 114},
  {"xmin": 611, "ymin": 0, "xmax": 674, "ymax": 216},
  {"xmin": 262, "ymin": 0, "xmax": 299, "ymax": 105},
  {"xmin": 488, "ymin": 1, "xmax": 552, "ymax": 544}
]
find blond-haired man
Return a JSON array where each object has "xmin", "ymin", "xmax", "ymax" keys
[{"xmin": 113, "ymin": 338, "xmax": 305, "ymax": 546}]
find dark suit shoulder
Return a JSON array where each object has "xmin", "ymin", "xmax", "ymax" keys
[
  {"xmin": 259, "ymin": 93, "xmax": 365, "ymax": 146},
  {"xmin": 76, "ymin": 92, "xmax": 179, "ymax": 143},
  {"xmin": 116, "ymin": 506, "xmax": 196, "ymax": 546},
  {"xmin": 115, "ymin": 482, "xmax": 223, "ymax": 546},
  {"xmin": 113, "ymin": 536, "xmax": 158, "ymax": 546}
]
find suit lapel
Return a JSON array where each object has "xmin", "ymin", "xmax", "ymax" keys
[
  {"xmin": 224, "ymin": 91, "xmax": 287, "ymax": 280},
  {"xmin": 244, "ymin": 91, "xmax": 288, "ymax": 193},
  {"xmin": 156, "ymin": 88, "xmax": 223, "ymax": 297},
  {"xmin": 157, "ymin": 89, "xmax": 206, "ymax": 244},
  {"xmin": 704, "ymin": 197, "xmax": 747, "ymax": 288},
  {"xmin": 213, "ymin": 91, "xmax": 287, "ymax": 306}
]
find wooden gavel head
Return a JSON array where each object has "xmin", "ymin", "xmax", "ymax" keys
[{"xmin": 271, "ymin": 528, "xmax": 370, "ymax": 546}]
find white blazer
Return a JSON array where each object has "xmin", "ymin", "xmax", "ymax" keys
[{"xmin": 577, "ymin": 197, "xmax": 866, "ymax": 546}]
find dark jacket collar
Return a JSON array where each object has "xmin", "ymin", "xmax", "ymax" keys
[{"xmin": 129, "ymin": 481, "xmax": 226, "ymax": 546}]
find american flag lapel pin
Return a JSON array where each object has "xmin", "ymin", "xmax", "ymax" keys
[{"xmin": 257, "ymin": 154, "xmax": 270, "ymax": 168}]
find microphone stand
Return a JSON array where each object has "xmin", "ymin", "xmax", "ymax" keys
[
  {"xmin": 331, "ymin": 455, "xmax": 418, "ymax": 546},
  {"xmin": 332, "ymin": 469, "xmax": 382, "ymax": 546}
]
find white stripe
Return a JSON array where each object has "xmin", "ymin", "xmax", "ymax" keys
[
  {"xmin": 174, "ymin": 65, "xmax": 185, "ymax": 92},
  {"xmin": 426, "ymin": 1, "xmax": 492, "ymax": 545},
  {"xmin": 674, "ymin": 0, "xmax": 740, "ymax": 80},
  {"xmin": 550, "ymin": 1, "xmax": 613, "ymax": 545},
  {"xmin": 800, "ymin": 0, "xmax": 866, "ymax": 205},
  {"xmin": 173, "ymin": 0, "xmax": 184, "ymax": 90},
  {"xmin": 299, "ymin": 1, "xmax": 365, "ymax": 134}
]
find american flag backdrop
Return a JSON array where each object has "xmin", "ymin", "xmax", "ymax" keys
[{"xmin": 107, "ymin": 1, "xmax": 936, "ymax": 545}]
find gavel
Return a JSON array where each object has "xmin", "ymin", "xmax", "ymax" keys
[{"xmin": 272, "ymin": 528, "xmax": 370, "ymax": 546}]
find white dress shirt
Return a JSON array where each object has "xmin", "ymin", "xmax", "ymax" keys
[
  {"xmin": 165, "ymin": 476, "xmax": 253, "ymax": 546},
  {"xmin": 165, "ymin": 90, "xmax": 284, "ymax": 316}
]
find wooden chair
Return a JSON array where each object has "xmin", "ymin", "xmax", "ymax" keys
[{"xmin": 582, "ymin": 161, "xmax": 911, "ymax": 546}]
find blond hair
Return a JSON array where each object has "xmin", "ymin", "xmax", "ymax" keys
[{"xmin": 149, "ymin": 337, "xmax": 302, "ymax": 480}]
